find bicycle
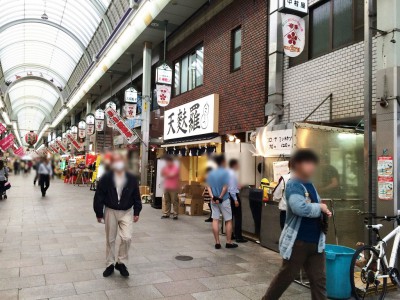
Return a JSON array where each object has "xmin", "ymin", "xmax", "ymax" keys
[{"xmin": 350, "ymin": 213, "xmax": 400, "ymax": 299}]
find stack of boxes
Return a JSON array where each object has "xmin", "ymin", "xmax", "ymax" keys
[{"xmin": 178, "ymin": 183, "xmax": 205, "ymax": 216}]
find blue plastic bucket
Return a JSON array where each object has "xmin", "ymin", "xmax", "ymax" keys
[{"xmin": 325, "ymin": 244, "xmax": 355, "ymax": 299}]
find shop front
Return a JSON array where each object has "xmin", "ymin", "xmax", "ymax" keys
[
  {"xmin": 160, "ymin": 94, "xmax": 221, "ymax": 215},
  {"xmin": 253, "ymin": 123, "xmax": 366, "ymax": 251}
]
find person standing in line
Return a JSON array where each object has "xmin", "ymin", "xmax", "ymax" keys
[
  {"xmin": 228, "ymin": 159, "xmax": 247, "ymax": 243},
  {"xmin": 207, "ymin": 155, "xmax": 238, "ymax": 249},
  {"xmin": 161, "ymin": 156, "xmax": 180, "ymax": 220},
  {"xmin": 203, "ymin": 167, "xmax": 213, "ymax": 222},
  {"xmin": 38, "ymin": 157, "xmax": 52, "ymax": 197},
  {"xmin": 263, "ymin": 149, "xmax": 332, "ymax": 300},
  {"xmin": 93, "ymin": 153, "xmax": 142, "ymax": 278},
  {"xmin": 272, "ymin": 168, "xmax": 291, "ymax": 230}
]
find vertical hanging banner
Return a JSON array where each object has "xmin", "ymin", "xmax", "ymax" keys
[
  {"xmin": 0, "ymin": 134, "xmax": 15, "ymax": 151},
  {"xmin": 106, "ymin": 101, "xmax": 117, "ymax": 128},
  {"xmin": 56, "ymin": 138, "xmax": 67, "ymax": 153},
  {"xmin": 66, "ymin": 133, "xmax": 84, "ymax": 151},
  {"xmin": 78, "ymin": 120, "xmax": 86, "ymax": 140},
  {"xmin": 86, "ymin": 114, "xmax": 95, "ymax": 136},
  {"xmin": 0, "ymin": 123, "xmax": 7, "ymax": 135},
  {"xmin": 125, "ymin": 87, "xmax": 138, "ymax": 103},
  {"xmin": 282, "ymin": 14, "xmax": 305, "ymax": 57},
  {"xmin": 71, "ymin": 126, "xmax": 78, "ymax": 140},
  {"xmin": 104, "ymin": 107, "xmax": 139, "ymax": 143},
  {"xmin": 95, "ymin": 109, "xmax": 105, "ymax": 132},
  {"xmin": 156, "ymin": 84, "xmax": 171, "ymax": 107}
]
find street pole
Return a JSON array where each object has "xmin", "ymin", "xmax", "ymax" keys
[
  {"xmin": 141, "ymin": 42, "xmax": 152, "ymax": 185},
  {"xmin": 364, "ymin": 0, "xmax": 374, "ymax": 242}
]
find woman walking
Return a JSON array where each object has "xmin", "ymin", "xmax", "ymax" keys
[{"xmin": 38, "ymin": 157, "xmax": 52, "ymax": 197}]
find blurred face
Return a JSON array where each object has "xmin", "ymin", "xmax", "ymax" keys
[
  {"xmin": 296, "ymin": 161, "xmax": 317, "ymax": 179},
  {"xmin": 231, "ymin": 163, "xmax": 239, "ymax": 171},
  {"xmin": 166, "ymin": 159, "xmax": 174, "ymax": 166},
  {"xmin": 112, "ymin": 154, "xmax": 126, "ymax": 172}
]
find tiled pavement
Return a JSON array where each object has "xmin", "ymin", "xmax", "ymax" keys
[{"xmin": 0, "ymin": 174, "xmax": 398, "ymax": 300}]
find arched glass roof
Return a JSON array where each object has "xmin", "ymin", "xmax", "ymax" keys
[{"xmin": 0, "ymin": 0, "xmax": 111, "ymax": 142}]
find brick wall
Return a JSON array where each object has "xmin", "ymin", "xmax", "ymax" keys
[
  {"xmin": 280, "ymin": 0, "xmax": 377, "ymax": 124},
  {"xmin": 166, "ymin": 0, "xmax": 267, "ymax": 135}
]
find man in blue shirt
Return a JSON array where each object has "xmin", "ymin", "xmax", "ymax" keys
[
  {"xmin": 207, "ymin": 155, "xmax": 238, "ymax": 249},
  {"xmin": 263, "ymin": 149, "xmax": 332, "ymax": 300}
]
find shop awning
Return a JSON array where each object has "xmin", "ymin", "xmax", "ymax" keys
[{"xmin": 161, "ymin": 136, "xmax": 221, "ymax": 148}]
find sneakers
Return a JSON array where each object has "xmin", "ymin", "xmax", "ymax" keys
[
  {"xmin": 115, "ymin": 262, "xmax": 129, "ymax": 277},
  {"xmin": 215, "ymin": 243, "xmax": 222, "ymax": 249},
  {"xmin": 204, "ymin": 217, "xmax": 212, "ymax": 222},
  {"xmin": 161, "ymin": 215, "xmax": 169, "ymax": 219},
  {"xmin": 103, "ymin": 264, "xmax": 114, "ymax": 277},
  {"xmin": 226, "ymin": 243, "xmax": 239, "ymax": 249}
]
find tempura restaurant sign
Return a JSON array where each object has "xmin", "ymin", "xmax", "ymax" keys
[{"xmin": 164, "ymin": 94, "xmax": 219, "ymax": 140}]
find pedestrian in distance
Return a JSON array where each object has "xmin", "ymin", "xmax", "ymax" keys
[
  {"xmin": 228, "ymin": 159, "xmax": 247, "ymax": 243},
  {"xmin": 0, "ymin": 160, "xmax": 9, "ymax": 199},
  {"xmin": 93, "ymin": 153, "xmax": 142, "ymax": 278},
  {"xmin": 161, "ymin": 155, "xmax": 180, "ymax": 220},
  {"xmin": 207, "ymin": 155, "xmax": 238, "ymax": 249},
  {"xmin": 38, "ymin": 157, "xmax": 52, "ymax": 197},
  {"xmin": 263, "ymin": 149, "xmax": 332, "ymax": 300}
]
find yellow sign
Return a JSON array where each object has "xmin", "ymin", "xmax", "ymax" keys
[{"xmin": 92, "ymin": 155, "xmax": 101, "ymax": 182}]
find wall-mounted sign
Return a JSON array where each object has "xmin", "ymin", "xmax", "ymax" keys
[
  {"xmin": 282, "ymin": 14, "xmax": 305, "ymax": 57},
  {"xmin": 278, "ymin": 0, "xmax": 308, "ymax": 17},
  {"xmin": 255, "ymin": 128, "xmax": 293, "ymax": 157},
  {"xmin": 164, "ymin": 94, "xmax": 219, "ymax": 140},
  {"xmin": 377, "ymin": 156, "xmax": 394, "ymax": 201},
  {"xmin": 156, "ymin": 84, "xmax": 171, "ymax": 107},
  {"xmin": 105, "ymin": 107, "xmax": 140, "ymax": 144},
  {"xmin": 156, "ymin": 63, "xmax": 173, "ymax": 85},
  {"xmin": 125, "ymin": 87, "xmax": 138, "ymax": 104}
]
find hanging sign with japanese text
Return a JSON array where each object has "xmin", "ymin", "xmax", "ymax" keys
[
  {"xmin": 78, "ymin": 121, "xmax": 86, "ymax": 139},
  {"xmin": 106, "ymin": 102, "xmax": 117, "ymax": 128},
  {"xmin": 66, "ymin": 133, "xmax": 84, "ymax": 151},
  {"xmin": 255, "ymin": 128, "xmax": 293, "ymax": 157},
  {"xmin": 71, "ymin": 126, "xmax": 78, "ymax": 140},
  {"xmin": 13, "ymin": 147, "xmax": 25, "ymax": 157},
  {"xmin": 0, "ymin": 134, "xmax": 14, "ymax": 151},
  {"xmin": 156, "ymin": 84, "xmax": 171, "ymax": 107},
  {"xmin": 125, "ymin": 87, "xmax": 138, "ymax": 104},
  {"xmin": 282, "ymin": 14, "xmax": 305, "ymax": 57},
  {"xmin": 123, "ymin": 103, "xmax": 137, "ymax": 119},
  {"xmin": 0, "ymin": 123, "xmax": 6, "ymax": 135},
  {"xmin": 278, "ymin": 0, "xmax": 308, "ymax": 17},
  {"xmin": 49, "ymin": 142, "xmax": 59, "ymax": 154},
  {"xmin": 104, "ymin": 107, "xmax": 140, "ymax": 144},
  {"xmin": 156, "ymin": 63, "xmax": 173, "ymax": 85},
  {"xmin": 86, "ymin": 114, "xmax": 95, "ymax": 136},
  {"xmin": 95, "ymin": 109, "xmax": 105, "ymax": 132},
  {"xmin": 56, "ymin": 138, "xmax": 67, "ymax": 153},
  {"xmin": 163, "ymin": 94, "xmax": 219, "ymax": 140}
]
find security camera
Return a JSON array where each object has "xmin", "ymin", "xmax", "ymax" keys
[{"xmin": 129, "ymin": 0, "xmax": 140, "ymax": 9}]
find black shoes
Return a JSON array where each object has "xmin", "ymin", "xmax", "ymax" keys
[
  {"xmin": 161, "ymin": 215, "xmax": 169, "ymax": 219},
  {"xmin": 115, "ymin": 262, "xmax": 129, "ymax": 277},
  {"xmin": 215, "ymin": 243, "xmax": 222, "ymax": 249},
  {"xmin": 226, "ymin": 243, "xmax": 239, "ymax": 249},
  {"xmin": 204, "ymin": 217, "xmax": 212, "ymax": 222},
  {"xmin": 103, "ymin": 264, "xmax": 114, "ymax": 277},
  {"xmin": 236, "ymin": 238, "xmax": 248, "ymax": 243},
  {"xmin": 173, "ymin": 216, "xmax": 178, "ymax": 220}
]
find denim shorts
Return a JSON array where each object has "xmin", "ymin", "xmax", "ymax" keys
[{"xmin": 211, "ymin": 200, "xmax": 232, "ymax": 221}]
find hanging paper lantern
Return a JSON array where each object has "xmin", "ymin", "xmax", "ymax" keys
[
  {"xmin": 105, "ymin": 101, "xmax": 117, "ymax": 128},
  {"xmin": 71, "ymin": 126, "xmax": 78, "ymax": 140},
  {"xmin": 25, "ymin": 131, "xmax": 38, "ymax": 146},
  {"xmin": 62, "ymin": 132, "xmax": 68, "ymax": 145},
  {"xmin": 95, "ymin": 109, "xmax": 105, "ymax": 132},
  {"xmin": 123, "ymin": 103, "xmax": 137, "ymax": 119},
  {"xmin": 78, "ymin": 121, "xmax": 86, "ymax": 139},
  {"xmin": 86, "ymin": 114, "xmax": 95, "ymax": 135}
]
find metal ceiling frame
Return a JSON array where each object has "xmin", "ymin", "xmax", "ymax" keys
[
  {"xmin": 11, "ymin": 102, "xmax": 53, "ymax": 123},
  {"xmin": 90, "ymin": 0, "xmax": 112, "ymax": 35},
  {"xmin": 0, "ymin": 19, "xmax": 91, "ymax": 65}
]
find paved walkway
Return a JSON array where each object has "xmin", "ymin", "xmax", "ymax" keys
[{"xmin": 0, "ymin": 174, "xmax": 398, "ymax": 300}]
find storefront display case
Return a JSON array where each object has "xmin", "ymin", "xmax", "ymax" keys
[{"xmin": 255, "ymin": 123, "xmax": 366, "ymax": 251}]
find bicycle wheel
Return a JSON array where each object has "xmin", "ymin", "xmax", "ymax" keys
[{"xmin": 350, "ymin": 245, "xmax": 388, "ymax": 300}]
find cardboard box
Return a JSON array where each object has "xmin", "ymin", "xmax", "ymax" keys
[
  {"xmin": 178, "ymin": 194, "xmax": 186, "ymax": 215},
  {"xmin": 139, "ymin": 185, "xmax": 150, "ymax": 195},
  {"xmin": 185, "ymin": 197, "xmax": 205, "ymax": 216}
]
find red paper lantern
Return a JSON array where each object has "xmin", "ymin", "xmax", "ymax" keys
[{"xmin": 25, "ymin": 131, "xmax": 38, "ymax": 146}]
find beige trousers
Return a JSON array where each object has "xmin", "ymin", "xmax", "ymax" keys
[
  {"xmin": 104, "ymin": 207, "xmax": 133, "ymax": 266},
  {"xmin": 163, "ymin": 190, "xmax": 178, "ymax": 217}
]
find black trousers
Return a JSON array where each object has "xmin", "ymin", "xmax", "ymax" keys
[
  {"xmin": 39, "ymin": 174, "xmax": 50, "ymax": 195},
  {"xmin": 230, "ymin": 193, "xmax": 243, "ymax": 239},
  {"xmin": 280, "ymin": 210, "xmax": 287, "ymax": 230}
]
